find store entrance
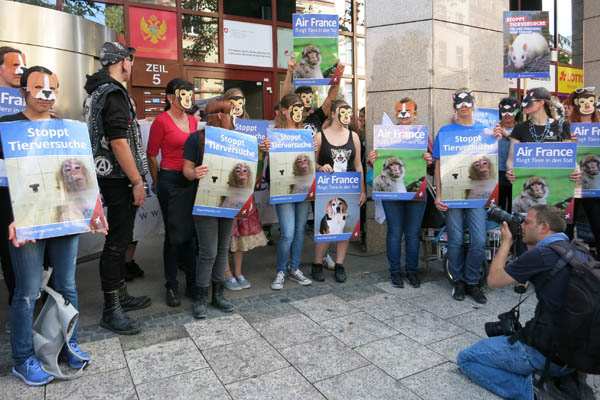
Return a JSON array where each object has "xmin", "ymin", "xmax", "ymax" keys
[{"xmin": 185, "ymin": 68, "xmax": 275, "ymax": 121}]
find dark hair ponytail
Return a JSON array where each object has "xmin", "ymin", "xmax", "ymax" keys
[{"xmin": 164, "ymin": 78, "xmax": 193, "ymax": 111}]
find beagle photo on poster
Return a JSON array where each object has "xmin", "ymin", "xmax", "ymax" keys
[{"xmin": 319, "ymin": 197, "xmax": 348, "ymax": 235}]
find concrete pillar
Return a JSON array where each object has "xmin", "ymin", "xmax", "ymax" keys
[
  {"xmin": 572, "ymin": 0, "xmax": 584, "ymax": 66},
  {"xmin": 364, "ymin": 0, "xmax": 509, "ymax": 254},
  {"xmin": 583, "ymin": 0, "xmax": 600, "ymax": 85}
]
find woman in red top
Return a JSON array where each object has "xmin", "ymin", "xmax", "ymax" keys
[{"xmin": 147, "ymin": 78, "xmax": 197, "ymax": 307}]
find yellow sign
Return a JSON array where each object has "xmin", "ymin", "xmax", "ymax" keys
[
  {"xmin": 557, "ymin": 65, "xmax": 584, "ymax": 94},
  {"xmin": 140, "ymin": 15, "xmax": 167, "ymax": 45}
]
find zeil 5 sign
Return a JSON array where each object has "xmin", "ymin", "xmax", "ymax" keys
[{"xmin": 132, "ymin": 59, "xmax": 182, "ymax": 87}]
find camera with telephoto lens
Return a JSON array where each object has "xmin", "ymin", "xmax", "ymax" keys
[
  {"xmin": 484, "ymin": 309, "xmax": 522, "ymax": 337},
  {"xmin": 487, "ymin": 204, "xmax": 525, "ymax": 237}
]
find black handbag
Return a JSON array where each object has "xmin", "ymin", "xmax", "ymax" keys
[{"xmin": 167, "ymin": 130, "xmax": 204, "ymax": 245}]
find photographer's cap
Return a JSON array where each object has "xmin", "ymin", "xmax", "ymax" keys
[{"xmin": 99, "ymin": 42, "xmax": 136, "ymax": 67}]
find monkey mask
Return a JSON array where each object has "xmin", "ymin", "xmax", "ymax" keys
[
  {"xmin": 229, "ymin": 96, "xmax": 245, "ymax": 118},
  {"xmin": 295, "ymin": 87, "xmax": 314, "ymax": 110},
  {"xmin": 336, "ymin": 105, "xmax": 352, "ymax": 126},
  {"xmin": 288, "ymin": 103, "xmax": 304, "ymax": 123},
  {"xmin": 3, "ymin": 52, "xmax": 26, "ymax": 74},
  {"xmin": 26, "ymin": 72, "xmax": 58, "ymax": 101},
  {"xmin": 452, "ymin": 91, "xmax": 474, "ymax": 109},
  {"xmin": 395, "ymin": 101, "xmax": 416, "ymax": 119},
  {"xmin": 174, "ymin": 88, "xmax": 193, "ymax": 110},
  {"xmin": 574, "ymin": 93, "xmax": 598, "ymax": 115},
  {"xmin": 499, "ymin": 102, "xmax": 519, "ymax": 118}
]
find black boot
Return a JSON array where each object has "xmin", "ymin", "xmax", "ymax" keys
[
  {"xmin": 100, "ymin": 290, "xmax": 141, "ymax": 335},
  {"xmin": 311, "ymin": 263, "xmax": 324, "ymax": 282},
  {"xmin": 124, "ymin": 260, "xmax": 144, "ymax": 281},
  {"xmin": 334, "ymin": 263, "xmax": 346, "ymax": 283},
  {"xmin": 193, "ymin": 286, "xmax": 209, "ymax": 319},
  {"xmin": 119, "ymin": 281, "xmax": 152, "ymax": 312},
  {"xmin": 211, "ymin": 282, "xmax": 234, "ymax": 313}
]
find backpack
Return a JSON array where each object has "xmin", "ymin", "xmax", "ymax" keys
[{"xmin": 543, "ymin": 241, "xmax": 600, "ymax": 374}]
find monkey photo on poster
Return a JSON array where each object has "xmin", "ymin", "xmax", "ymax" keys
[
  {"xmin": 0, "ymin": 119, "xmax": 105, "ymax": 241},
  {"xmin": 573, "ymin": 123, "xmax": 600, "ymax": 198},
  {"xmin": 293, "ymin": 14, "xmax": 339, "ymax": 86},
  {"xmin": 503, "ymin": 11, "xmax": 551, "ymax": 78},
  {"xmin": 512, "ymin": 142, "xmax": 576, "ymax": 220}
]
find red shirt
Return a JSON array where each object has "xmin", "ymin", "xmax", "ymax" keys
[{"xmin": 147, "ymin": 112, "xmax": 197, "ymax": 171}]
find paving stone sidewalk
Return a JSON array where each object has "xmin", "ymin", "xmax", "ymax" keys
[{"xmin": 1, "ymin": 270, "xmax": 599, "ymax": 400}]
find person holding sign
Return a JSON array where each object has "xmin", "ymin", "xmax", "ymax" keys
[
  {"xmin": 494, "ymin": 97, "xmax": 522, "ymax": 213},
  {"xmin": 0, "ymin": 66, "xmax": 101, "ymax": 386},
  {"xmin": 313, "ymin": 99, "xmax": 366, "ymax": 283},
  {"xmin": 147, "ymin": 78, "xmax": 198, "ymax": 308},
  {"xmin": 434, "ymin": 89, "xmax": 492, "ymax": 304},
  {"xmin": 269, "ymin": 93, "xmax": 313, "ymax": 290},
  {"xmin": 368, "ymin": 98, "xmax": 432, "ymax": 288}
]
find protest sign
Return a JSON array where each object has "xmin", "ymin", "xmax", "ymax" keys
[
  {"xmin": 372, "ymin": 124, "xmax": 428, "ymax": 200},
  {"xmin": 513, "ymin": 142, "xmax": 576, "ymax": 221},
  {"xmin": 293, "ymin": 14, "xmax": 339, "ymax": 86},
  {"xmin": 0, "ymin": 87, "xmax": 25, "ymax": 117},
  {"xmin": 268, "ymin": 128, "xmax": 315, "ymax": 204},
  {"xmin": 314, "ymin": 172, "xmax": 361, "ymax": 242},
  {"xmin": 193, "ymin": 126, "xmax": 258, "ymax": 218},
  {"xmin": 234, "ymin": 119, "xmax": 270, "ymax": 190},
  {"xmin": 572, "ymin": 123, "xmax": 600, "ymax": 198},
  {"xmin": 439, "ymin": 126, "xmax": 498, "ymax": 208},
  {"xmin": 503, "ymin": 11, "xmax": 550, "ymax": 79},
  {"xmin": 0, "ymin": 119, "xmax": 105, "ymax": 241},
  {"xmin": 473, "ymin": 108, "xmax": 500, "ymax": 127}
]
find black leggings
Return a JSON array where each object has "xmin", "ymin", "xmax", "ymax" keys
[{"xmin": 581, "ymin": 198, "xmax": 600, "ymax": 257}]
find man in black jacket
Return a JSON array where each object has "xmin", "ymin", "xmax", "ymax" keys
[{"xmin": 84, "ymin": 42, "xmax": 150, "ymax": 335}]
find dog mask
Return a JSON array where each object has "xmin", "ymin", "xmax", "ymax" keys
[
  {"xmin": 453, "ymin": 91, "xmax": 474, "ymax": 109},
  {"xmin": 336, "ymin": 105, "xmax": 352, "ymax": 126},
  {"xmin": 26, "ymin": 72, "xmax": 58, "ymax": 101},
  {"xmin": 288, "ymin": 103, "xmax": 304, "ymax": 123},
  {"xmin": 229, "ymin": 96, "xmax": 245, "ymax": 117},
  {"xmin": 500, "ymin": 102, "xmax": 519, "ymax": 117},
  {"xmin": 395, "ymin": 102, "xmax": 416, "ymax": 119},
  {"xmin": 174, "ymin": 89, "xmax": 193, "ymax": 110},
  {"xmin": 3, "ymin": 52, "xmax": 26, "ymax": 74},
  {"xmin": 574, "ymin": 93, "xmax": 597, "ymax": 115}
]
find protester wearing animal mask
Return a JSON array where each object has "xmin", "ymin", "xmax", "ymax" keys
[
  {"xmin": 367, "ymin": 98, "xmax": 432, "ymax": 288},
  {"xmin": 224, "ymin": 88, "xmax": 249, "ymax": 119},
  {"xmin": 0, "ymin": 47, "xmax": 26, "ymax": 88},
  {"xmin": 147, "ymin": 78, "xmax": 198, "ymax": 307},
  {"xmin": 0, "ymin": 66, "xmax": 105, "ymax": 386},
  {"xmin": 494, "ymin": 98, "xmax": 522, "ymax": 214},
  {"xmin": 312, "ymin": 100, "xmax": 366, "ymax": 283}
]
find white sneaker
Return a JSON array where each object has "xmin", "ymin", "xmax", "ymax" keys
[
  {"xmin": 288, "ymin": 269, "xmax": 312, "ymax": 286},
  {"xmin": 271, "ymin": 271, "xmax": 286, "ymax": 290},
  {"xmin": 323, "ymin": 253, "xmax": 335, "ymax": 270}
]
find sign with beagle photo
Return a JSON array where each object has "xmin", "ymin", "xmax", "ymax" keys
[
  {"xmin": 439, "ymin": 126, "xmax": 499, "ymax": 208},
  {"xmin": 193, "ymin": 126, "xmax": 258, "ymax": 218},
  {"xmin": 372, "ymin": 125, "xmax": 428, "ymax": 200},
  {"xmin": 513, "ymin": 142, "xmax": 577, "ymax": 221},
  {"xmin": 293, "ymin": 14, "xmax": 339, "ymax": 86},
  {"xmin": 314, "ymin": 172, "xmax": 361, "ymax": 242},
  {"xmin": 268, "ymin": 128, "xmax": 316, "ymax": 204},
  {"xmin": 572, "ymin": 123, "xmax": 600, "ymax": 198},
  {"xmin": 0, "ymin": 119, "xmax": 106, "ymax": 241}
]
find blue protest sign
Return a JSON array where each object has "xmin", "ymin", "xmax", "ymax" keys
[
  {"xmin": 293, "ymin": 14, "xmax": 339, "ymax": 86},
  {"xmin": 0, "ymin": 87, "xmax": 25, "ymax": 117},
  {"xmin": 473, "ymin": 108, "xmax": 499, "ymax": 127},
  {"xmin": 314, "ymin": 172, "xmax": 361, "ymax": 242},
  {"xmin": 570, "ymin": 124, "xmax": 600, "ymax": 198},
  {"xmin": 234, "ymin": 119, "xmax": 270, "ymax": 143}
]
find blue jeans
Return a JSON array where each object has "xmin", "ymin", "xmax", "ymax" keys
[
  {"xmin": 9, "ymin": 235, "xmax": 80, "ymax": 365},
  {"xmin": 276, "ymin": 201, "xmax": 310, "ymax": 272},
  {"xmin": 382, "ymin": 198, "xmax": 427, "ymax": 275},
  {"xmin": 445, "ymin": 207, "xmax": 487, "ymax": 285},
  {"xmin": 457, "ymin": 336, "xmax": 572, "ymax": 400}
]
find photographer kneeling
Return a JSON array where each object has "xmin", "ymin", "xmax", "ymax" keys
[{"xmin": 457, "ymin": 205, "xmax": 580, "ymax": 400}]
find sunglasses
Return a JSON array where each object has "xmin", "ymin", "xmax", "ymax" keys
[{"xmin": 575, "ymin": 87, "xmax": 596, "ymax": 94}]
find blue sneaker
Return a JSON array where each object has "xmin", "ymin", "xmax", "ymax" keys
[
  {"xmin": 61, "ymin": 342, "xmax": 91, "ymax": 369},
  {"xmin": 12, "ymin": 355, "xmax": 54, "ymax": 386},
  {"xmin": 236, "ymin": 275, "xmax": 251, "ymax": 289},
  {"xmin": 224, "ymin": 276, "xmax": 242, "ymax": 291}
]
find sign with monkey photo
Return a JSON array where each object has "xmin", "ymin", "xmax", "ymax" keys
[
  {"xmin": 314, "ymin": 172, "xmax": 361, "ymax": 242},
  {"xmin": 513, "ymin": 142, "xmax": 577, "ymax": 221},
  {"xmin": 293, "ymin": 14, "xmax": 339, "ymax": 86},
  {"xmin": 573, "ymin": 123, "xmax": 600, "ymax": 198},
  {"xmin": 0, "ymin": 119, "xmax": 105, "ymax": 241},
  {"xmin": 503, "ymin": 11, "xmax": 550, "ymax": 79},
  {"xmin": 193, "ymin": 126, "xmax": 258, "ymax": 219},
  {"xmin": 267, "ymin": 128, "xmax": 316, "ymax": 204},
  {"xmin": 372, "ymin": 124, "xmax": 428, "ymax": 200},
  {"xmin": 439, "ymin": 126, "xmax": 499, "ymax": 208}
]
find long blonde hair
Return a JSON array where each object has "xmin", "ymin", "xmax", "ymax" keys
[{"xmin": 275, "ymin": 93, "xmax": 303, "ymax": 129}]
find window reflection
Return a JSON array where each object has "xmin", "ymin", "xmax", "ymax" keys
[
  {"xmin": 62, "ymin": 2, "xmax": 124, "ymax": 35},
  {"xmin": 224, "ymin": 0, "xmax": 272, "ymax": 20},
  {"xmin": 130, "ymin": 0, "xmax": 175, "ymax": 7},
  {"xmin": 296, "ymin": 0, "xmax": 352, "ymax": 32},
  {"xmin": 10, "ymin": 0, "xmax": 55, "ymax": 9},
  {"xmin": 276, "ymin": 0, "xmax": 294, "ymax": 23},
  {"xmin": 357, "ymin": 37, "xmax": 365, "ymax": 75},
  {"xmin": 182, "ymin": 0, "xmax": 217, "ymax": 13},
  {"xmin": 339, "ymin": 36, "xmax": 353, "ymax": 70},
  {"xmin": 182, "ymin": 15, "xmax": 219, "ymax": 62}
]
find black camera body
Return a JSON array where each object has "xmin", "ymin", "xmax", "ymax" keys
[
  {"xmin": 485, "ymin": 309, "xmax": 522, "ymax": 337},
  {"xmin": 487, "ymin": 205, "xmax": 525, "ymax": 237}
]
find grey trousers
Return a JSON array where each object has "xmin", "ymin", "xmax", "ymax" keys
[{"xmin": 193, "ymin": 215, "xmax": 235, "ymax": 288}]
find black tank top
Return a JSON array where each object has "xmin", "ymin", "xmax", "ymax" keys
[{"xmin": 318, "ymin": 130, "xmax": 356, "ymax": 172}]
